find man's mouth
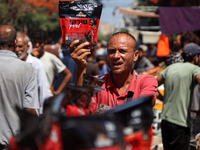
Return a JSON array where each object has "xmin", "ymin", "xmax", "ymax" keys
[
  {"xmin": 113, "ymin": 62, "xmax": 123, "ymax": 67},
  {"xmin": 17, "ymin": 52, "xmax": 21, "ymax": 56}
]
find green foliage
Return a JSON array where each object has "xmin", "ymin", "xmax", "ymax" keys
[
  {"xmin": 0, "ymin": 0, "xmax": 28, "ymax": 26},
  {"xmin": 14, "ymin": 7, "xmax": 62, "ymax": 42},
  {"xmin": 0, "ymin": 0, "xmax": 62, "ymax": 42},
  {"xmin": 0, "ymin": 1, "xmax": 7, "ymax": 24}
]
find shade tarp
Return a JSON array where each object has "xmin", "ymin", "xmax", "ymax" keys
[
  {"xmin": 117, "ymin": 6, "xmax": 200, "ymax": 35},
  {"xmin": 158, "ymin": 7, "xmax": 200, "ymax": 35}
]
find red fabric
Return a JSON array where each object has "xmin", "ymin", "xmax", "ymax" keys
[
  {"xmin": 66, "ymin": 105, "xmax": 87, "ymax": 117},
  {"xmin": 65, "ymin": 96, "xmax": 97, "ymax": 116},
  {"xmin": 124, "ymin": 128, "xmax": 153, "ymax": 150},
  {"xmin": 7, "ymin": 124, "xmax": 63, "ymax": 150},
  {"xmin": 89, "ymin": 96, "xmax": 97, "ymax": 114},
  {"xmin": 158, "ymin": 7, "xmax": 200, "ymax": 35},
  {"xmin": 96, "ymin": 72, "xmax": 158, "ymax": 108},
  {"xmin": 38, "ymin": 123, "xmax": 62, "ymax": 150},
  {"xmin": 7, "ymin": 137, "xmax": 19, "ymax": 150}
]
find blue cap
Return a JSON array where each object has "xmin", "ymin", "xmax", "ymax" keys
[{"xmin": 182, "ymin": 43, "xmax": 200, "ymax": 57}]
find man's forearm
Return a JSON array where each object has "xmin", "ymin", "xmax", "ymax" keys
[
  {"xmin": 56, "ymin": 73, "xmax": 72, "ymax": 94},
  {"xmin": 75, "ymin": 67, "xmax": 86, "ymax": 86}
]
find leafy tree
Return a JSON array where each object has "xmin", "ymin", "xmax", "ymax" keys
[
  {"xmin": 15, "ymin": 8, "xmax": 61, "ymax": 40},
  {"xmin": 0, "ymin": 0, "xmax": 30, "ymax": 26},
  {"xmin": 0, "ymin": 0, "xmax": 103, "ymax": 42},
  {"xmin": 0, "ymin": 0, "xmax": 62, "ymax": 42}
]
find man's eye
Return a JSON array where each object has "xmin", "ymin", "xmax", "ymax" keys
[
  {"xmin": 108, "ymin": 49, "xmax": 115, "ymax": 54},
  {"xmin": 119, "ymin": 49, "xmax": 127, "ymax": 53},
  {"xmin": 16, "ymin": 46, "xmax": 23, "ymax": 48}
]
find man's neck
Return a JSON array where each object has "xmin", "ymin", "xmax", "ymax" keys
[
  {"xmin": 0, "ymin": 46, "xmax": 14, "ymax": 51},
  {"xmin": 111, "ymin": 69, "xmax": 134, "ymax": 95}
]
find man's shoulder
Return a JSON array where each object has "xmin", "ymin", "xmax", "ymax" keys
[
  {"xmin": 3, "ymin": 53, "xmax": 33, "ymax": 69},
  {"xmin": 44, "ymin": 51, "xmax": 58, "ymax": 59},
  {"xmin": 14, "ymin": 57, "xmax": 33, "ymax": 67},
  {"xmin": 10, "ymin": 59, "xmax": 35, "ymax": 76},
  {"xmin": 137, "ymin": 74, "xmax": 156, "ymax": 80},
  {"xmin": 21, "ymin": 61, "xmax": 35, "ymax": 72},
  {"xmin": 142, "ymin": 57, "xmax": 149, "ymax": 61},
  {"xmin": 136, "ymin": 74, "xmax": 157, "ymax": 86},
  {"xmin": 43, "ymin": 51, "xmax": 64, "ymax": 63}
]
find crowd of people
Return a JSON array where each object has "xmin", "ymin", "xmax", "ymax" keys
[{"xmin": 0, "ymin": 24, "xmax": 200, "ymax": 150}]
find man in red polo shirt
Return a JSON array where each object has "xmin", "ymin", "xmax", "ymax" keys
[{"xmin": 70, "ymin": 32, "xmax": 158, "ymax": 108}]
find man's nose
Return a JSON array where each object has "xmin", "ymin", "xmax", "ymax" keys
[
  {"xmin": 113, "ymin": 50, "xmax": 120, "ymax": 58},
  {"xmin": 15, "ymin": 46, "xmax": 19, "ymax": 51}
]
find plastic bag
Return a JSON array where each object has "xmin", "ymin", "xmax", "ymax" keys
[{"xmin": 59, "ymin": 1, "xmax": 103, "ymax": 49}]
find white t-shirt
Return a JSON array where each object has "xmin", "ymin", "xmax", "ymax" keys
[{"xmin": 40, "ymin": 52, "xmax": 66, "ymax": 96}]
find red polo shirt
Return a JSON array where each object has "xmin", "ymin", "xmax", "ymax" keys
[{"xmin": 96, "ymin": 72, "xmax": 158, "ymax": 108}]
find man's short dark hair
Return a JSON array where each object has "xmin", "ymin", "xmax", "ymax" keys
[
  {"xmin": 181, "ymin": 32, "xmax": 200, "ymax": 49},
  {"xmin": 181, "ymin": 54, "xmax": 195, "ymax": 62},
  {"xmin": 29, "ymin": 29, "xmax": 47, "ymax": 42},
  {"xmin": 107, "ymin": 32, "xmax": 137, "ymax": 51}
]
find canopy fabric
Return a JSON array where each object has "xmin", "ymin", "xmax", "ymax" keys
[
  {"xmin": 158, "ymin": 7, "xmax": 200, "ymax": 35},
  {"xmin": 116, "ymin": 6, "xmax": 200, "ymax": 35}
]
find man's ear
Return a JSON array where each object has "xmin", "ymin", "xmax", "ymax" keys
[
  {"xmin": 194, "ymin": 55, "xmax": 199, "ymax": 64},
  {"xmin": 133, "ymin": 50, "xmax": 139, "ymax": 61},
  {"xmin": 27, "ymin": 44, "xmax": 30, "ymax": 50}
]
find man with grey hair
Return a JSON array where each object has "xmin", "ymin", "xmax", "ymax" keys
[
  {"xmin": 15, "ymin": 33, "xmax": 49, "ymax": 115},
  {"xmin": 0, "ymin": 25, "xmax": 39, "ymax": 148}
]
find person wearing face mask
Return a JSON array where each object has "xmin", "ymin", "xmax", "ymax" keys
[{"xmin": 15, "ymin": 33, "xmax": 50, "ymax": 115}]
